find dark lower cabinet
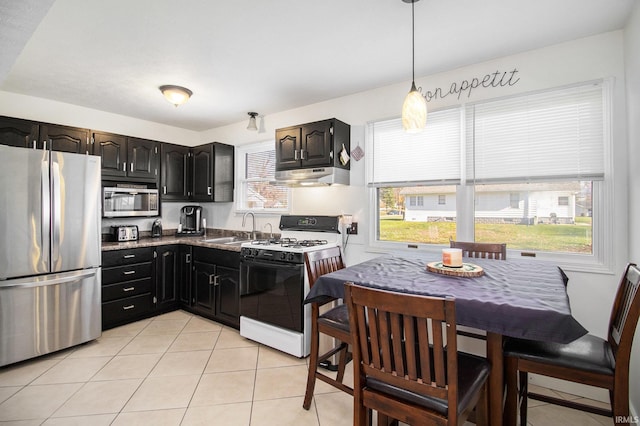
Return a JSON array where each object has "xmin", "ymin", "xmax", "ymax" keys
[
  {"xmin": 190, "ymin": 247, "xmax": 240, "ymax": 328},
  {"xmin": 179, "ymin": 245, "xmax": 193, "ymax": 306},
  {"xmin": 102, "ymin": 244, "xmax": 239, "ymax": 330},
  {"xmin": 101, "ymin": 247, "xmax": 155, "ymax": 330},
  {"xmin": 155, "ymin": 245, "xmax": 181, "ymax": 312}
]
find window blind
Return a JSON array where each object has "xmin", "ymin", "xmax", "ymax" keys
[
  {"xmin": 241, "ymin": 146, "xmax": 289, "ymax": 210},
  {"xmin": 466, "ymin": 82, "xmax": 605, "ymax": 183},
  {"xmin": 369, "ymin": 108, "xmax": 461, "ymax": 187}
]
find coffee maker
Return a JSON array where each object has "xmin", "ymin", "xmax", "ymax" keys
[{"xmin": 177, "ymin": 205, "xmax": 203, "ymax": 236}]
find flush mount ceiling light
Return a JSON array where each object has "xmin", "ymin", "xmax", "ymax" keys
[
  {"xmin": 159, "ymin": 85, "xmax": 193, "ymax": 107},
  {"xmin": 247, "ymin": 112, "xmax": 258, "ymax": 131},
  {"xmin": 401, "ymin": 0, "xmax": 427, "ymax": 133}
]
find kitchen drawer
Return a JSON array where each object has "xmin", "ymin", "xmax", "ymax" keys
[
  {"xmin": 102, "ymin": 293, "xmax": 153, "ymax": 327},
  {"xmin": 102, "ymin": 261, "xmax": 153, "ymax": 285},
  {"xmin": 102, "ymin": 247, "xmax": 154, "ymax": 267},
  {"xmin": 102, "ymin": 277, "xmax": 152, "ymax": 303}
]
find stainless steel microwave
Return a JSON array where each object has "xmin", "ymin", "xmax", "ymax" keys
[{"xmin": 103, "ymin": 186, "xmax": 159, "ymax": 217}]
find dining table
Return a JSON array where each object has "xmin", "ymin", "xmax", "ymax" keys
[{"xmin": 304, "ymin": 253, "xmax": 588, "ymax": 426}]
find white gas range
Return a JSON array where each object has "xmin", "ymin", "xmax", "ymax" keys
[{"xmin": 238, "ymin": 215, "xmax": 342, "ymax": 357}]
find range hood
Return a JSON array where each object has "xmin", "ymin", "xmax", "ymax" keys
[{"xmin": 275, "ymin": 167, "xmax": 349, "ymax": 186}]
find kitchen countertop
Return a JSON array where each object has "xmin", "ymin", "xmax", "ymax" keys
[{"xmin": 101, "ymin": 229, "xmax": 274, "ymax": 252}]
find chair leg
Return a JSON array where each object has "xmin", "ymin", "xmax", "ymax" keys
[
  {"xmin": 475, "ymin": 382, "xmax": 489, "ymax": 426},
  {"xmin": 519, "ymin": 371, "xmax": 529, "ymax": 426},
  {"xmin": 504, "ymin": 357, "xmax": 518, "ymax": 426},
  {"xmin": 303, "ymin": 319, "xmax": 320, "ymax": 410},
  {"xmin": 335, "ymin": 342, "xmax": 349, "ymax": 383}
]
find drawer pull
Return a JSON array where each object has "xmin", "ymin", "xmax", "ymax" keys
[
  {"xmin": 122, "ymin": 304, "xmax": 135, "ymax": 310},
  {"xmin": 123, "ymin": 254, "xmax": 136, "ymax": 259},
  {"xmin": 123, "ymin": 270, "xmax": 136, "ymax": 275},
  {"xmin": 122, "ymin": 287, "xmax": 135, "ymax": 292}
]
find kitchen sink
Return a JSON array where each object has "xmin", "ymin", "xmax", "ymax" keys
[{"xmin": 203, "ymin": 236, "xmax": 250, "ymax": 245}]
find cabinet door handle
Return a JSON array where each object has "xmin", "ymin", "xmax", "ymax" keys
[
  {"xmin": 300, "ymin": 149, "xmax": 305, "ymax": 160},
  {"xmin": 214, "ymin": 275, "xmax": 220, "ymax": 286},
  {"xmin": 122, "ymin": 304, "xmax": 135, "ymax": 310},
  {"xmin": 209, "ymin": 274, "xmax": 219, "ymax": 286},
  {"xmin": 185, "ymin": 254, "xmax": 191, "ymax": 263},
  {"xmin": 123, "ymin": 287, "xmax": 135, "ymax": 292},
  {"xmin": 294, "ymin": 150, "xmax": 298, "ymax": 160},
  {"xmin": 123, "ymin": 270, "xmax": 136, "ymax": 275},
  {"xmin": 123, "ymin": 254, "xmax": 136, "ymax": 259},
  {"xmin": 122, "ymin": 162, "xmax": 127, "ymax": 172},
  {"xmin": 130, "ymin": 163, "xmax": 134, "ymax": 172},
  {"xmin": 163, "ymin": 186, "xmax": 167, "ymax": 195},
  {"xmin": 207, "ymin": 186, "xmax": 212, "ymax": 196}
]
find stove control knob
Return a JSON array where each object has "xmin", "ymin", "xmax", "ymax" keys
[
  {"xmin": 288, "ymin": 253, "xmax": 296, "ymax": 261},
  {"xmin": 280, "ymin": 252, "xmax": 286, "ymax": 260}
]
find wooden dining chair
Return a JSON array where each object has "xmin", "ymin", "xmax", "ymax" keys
[
  {"xmin": 449, "ymin": 239, "xmax": 507, "ymax": 260},
  {"xmin": 302, "ymin": 246, "xmax": 353, "ymax": 410},
  {"xmin": 344, "ymin": 282, "xmax": 490, "ymax": 426},
  {"xmin": 504, "ymin": 263, "xmax": 640, "ymax": 426}
]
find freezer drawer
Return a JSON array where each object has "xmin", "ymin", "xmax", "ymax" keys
[{"xmin": 0, "ymin": 268, "xmax": 101, "ymax": 367}]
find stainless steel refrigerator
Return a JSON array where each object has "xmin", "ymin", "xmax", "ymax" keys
[{"xmin": 0, "ymin": 145, "xmax": 102, "ymax": 367}]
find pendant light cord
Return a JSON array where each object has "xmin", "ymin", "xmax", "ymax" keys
[{"xmin": 411, "ymin": 0, "xmax": 415, "ymax": 83}]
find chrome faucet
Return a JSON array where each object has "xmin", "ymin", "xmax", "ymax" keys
[
  {"xmin": 263, "ymin": 223, "xmax": 273, "ymax": 240},
  {"xmin": 242, "ymin": 211, "xmax": 257, "ymax": 240}
]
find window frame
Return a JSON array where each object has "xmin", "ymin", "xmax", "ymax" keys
[
  {"xmin": 366, "ymin": 80, "xmax": 613, "ymax": 273},
  {"xmin": 235, "ymin": 140, "xmax": 291, "ymax": 214}
]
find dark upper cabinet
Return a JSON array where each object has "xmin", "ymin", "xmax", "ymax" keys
[
  {"xmin": 41, "ymin": 124, "xmax": 90, "ymax": 154},
  {"xmin": 128, "ymin": 138, "xmax": 159, "ymax": 180},
  {"xmin": 161, "ymin": 142, "xmax": 234, "ymax": 202},
  {"xmin": 275, "ymin": 126, "xmax": 302, "ymax": 170},
  {"xmin": 94, "ymin": 132, "xmax": 127, "ymax": 178},
  {"xmin": 0, "ymin": 116, "xmax": 39, "ymax": 148},
  {"xmin": 0, "ymin": 116, "xmax": 90, "ymax": 154},
  {"xmin": 275, "ymin": 118, "xmax": 350, "ymax": 171},
  {"xmin": 161, "ymin": 143, "xmax": 191, "ymax": 200},
  {"xmin": 94, "ymin": 131, "xmax": 159, "ymax": 182}
]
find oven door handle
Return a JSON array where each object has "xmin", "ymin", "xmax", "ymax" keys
[{"xmin": 241, "ymin": 259, "xmax": 303, "ymax": 269}]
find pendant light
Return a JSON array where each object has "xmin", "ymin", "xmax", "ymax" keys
[{"xmin": 401, "ymin": 0, "xmax": 427, "ymax": 133}]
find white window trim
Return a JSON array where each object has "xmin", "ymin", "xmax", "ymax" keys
[
  {"xmin": 365, "ymin": 80, "xmax": 615, "ymax": 274},
  {"xmin": 235, "ymin": 140, "xmax": 291, "ymax": 214}
]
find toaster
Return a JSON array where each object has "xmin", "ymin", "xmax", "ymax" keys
[{"xmin": 111, "ymin": 225, "xmax": 139, "ymax": 242}]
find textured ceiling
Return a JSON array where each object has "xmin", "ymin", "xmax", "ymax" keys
[{"xmin": 0, "ymin": 0, "xmax": 635, "ymax": 131}]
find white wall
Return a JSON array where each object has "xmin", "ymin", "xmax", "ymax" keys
[
  {"xmin": 0, "ymin": 28, "xmax": 636, "ymax": 409},
  {"xmin": 625, "ymin": 0, "xmax": 640, "ymax": 417}
]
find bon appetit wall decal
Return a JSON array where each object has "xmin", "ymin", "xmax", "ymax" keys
[{"xmin": 422, "ymin": 68, "xmax": 520, "ymax": 102}]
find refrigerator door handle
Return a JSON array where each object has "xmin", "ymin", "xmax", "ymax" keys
[
  {"xmin": 52, "ymin": 161, "xmax": 62, "ymax": 263},
  {"xmin": 0, "ymin": 268, "xmax": 98, "ymax": 290},
  {"xmin": 41, "ymin": 159, "xmax": 51, "ymax": 267}
]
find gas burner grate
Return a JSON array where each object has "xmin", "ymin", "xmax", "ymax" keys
[{"xmin": 281, "ymin": 239, "xmax": 328, "ymax": 248}]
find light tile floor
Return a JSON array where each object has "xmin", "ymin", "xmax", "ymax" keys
[{"xmin": 0, "ymin": 310, "xmax": 612, "ymax": 425}]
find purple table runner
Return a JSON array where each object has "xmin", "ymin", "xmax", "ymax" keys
[{"xmin": 305, "ymin": 254, "xmax": 587, "ymax": 343}]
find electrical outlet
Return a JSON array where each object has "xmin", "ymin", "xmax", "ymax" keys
[{"xmin": 347, "ymin": 222, "xmax": 358, "ymax": 235}]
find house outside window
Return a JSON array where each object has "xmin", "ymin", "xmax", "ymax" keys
[
  {"xmin": 509, "ymin": 193, "xmax": 520, "ymax": 209},
  {"xmin": 236, "ymin": 141, "xmax": 290, "ymax": 212},
  {"xmin": 368, "ymin": 80, "xmax": 610, "ymax": 268}
]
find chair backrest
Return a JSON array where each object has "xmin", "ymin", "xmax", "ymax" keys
[
  {"xmin": 450, "ymin": 240, "xmax": 507, "ymax": 260},
  {"xmin": 608, "ymin": 263, "xmax": 640, "ymax": 365},
  {"xmin": 344, "ymin": 283, "xmax": 460, "ymax": 421},
  {"xmin": 304, "ymin": 246, "xmax": 345, "ymax": 288}
]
